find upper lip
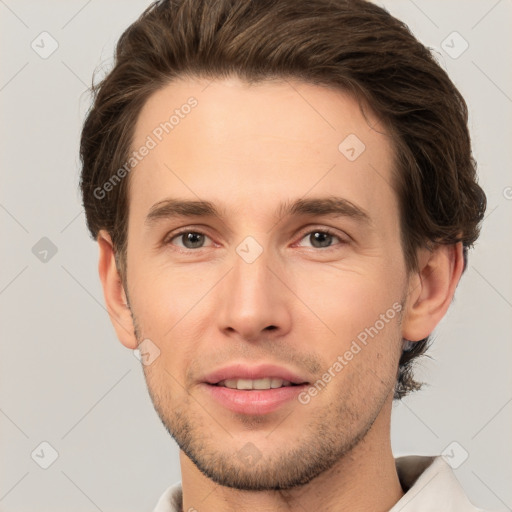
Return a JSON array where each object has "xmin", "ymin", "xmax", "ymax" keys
[{"xmin": 202, "ymin": 363, "xmax": 309, "ymax": 385}]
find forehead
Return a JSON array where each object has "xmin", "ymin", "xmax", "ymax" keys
[{"xmin": 128, "ymin": 76, "xmax": 397, "ymax": 226}]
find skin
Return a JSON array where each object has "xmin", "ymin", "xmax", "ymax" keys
[{"xmin": 97, "ymin": 76, "xmax": 464, "ymax": 512}]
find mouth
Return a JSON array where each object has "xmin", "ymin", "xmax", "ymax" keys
[
  {"xmin": 200, "ymin": 363, "xmax": 310, "ymax": 414},
  {"xmin": 202, "ymin": 363, "xmax": 309, "ymax": 388},
  {"xmin": 212, "ymin": 377, "xmax": 305, "ymax": 390},
  {"xmin": 202, "ymin": 378, "xmax": 309, "ymax": 415}
]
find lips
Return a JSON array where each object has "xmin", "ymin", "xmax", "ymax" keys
[
  {"xmin": 203, "ymin": 383, "xmax": 308, "ymax": 414},
  {"xmin": 202, "ymin": 363, "xmax": 309, "ymax": 386},
  {"xmin": 200, "ymin": 363, "xmax": 310, "ymax": 415}
]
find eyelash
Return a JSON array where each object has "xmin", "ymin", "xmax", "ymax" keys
[{"xmin": 164, "ymin": 227, "xmax": 347, "ymax": 252}]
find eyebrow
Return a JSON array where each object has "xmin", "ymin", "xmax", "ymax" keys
[{"xmin": 145, "ymin": 196, "xmax": 372, "ymax": 227}]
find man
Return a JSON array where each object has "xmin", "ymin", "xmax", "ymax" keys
[{"xmin": 79, "ymin": 0, "xmax": 487, "ymax": 510}]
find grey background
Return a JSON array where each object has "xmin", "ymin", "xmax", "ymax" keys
[{"xmin": 0, "ymin": 0, "xmax": 511, "ymax": 511}]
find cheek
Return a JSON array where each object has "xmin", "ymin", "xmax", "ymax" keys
[
  {"xmin": 295, "ymin": 264, "xmax": 403, "ymax": 328},
  {"xmin": 127, "ymin": 260, "xmax": 217, "ymax": 373},
  {"xmin": 129, "ymin": 256, "xmax": 210, "ymax": 324},
  {"xmin": 291, "ymin": 262, "xmax": 405, "ymax": 376}
]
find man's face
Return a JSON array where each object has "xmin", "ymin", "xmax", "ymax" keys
[{"xmin": 124, "ymin": 77, "xmax": 409, "ymax": 490}]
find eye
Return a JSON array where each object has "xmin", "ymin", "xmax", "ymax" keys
[
  {"xmin": 296, "ymin": 229, "xmax": 345, "ymax": 249},
  {"xmin": 166, "ymin": 230, "xmax": 213, "ymax": 250},
  {"xmin": 164, "ymin": 228, "xmax": 345, "ymax": 251}
]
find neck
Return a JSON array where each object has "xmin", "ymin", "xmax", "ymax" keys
[{"xmin": 179, "ymin": 398, "xmax": 403, "ymax": 512}]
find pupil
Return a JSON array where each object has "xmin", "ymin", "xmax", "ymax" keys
[
  {"xmin": 311, "ymin": 232, "xmax": 331, "ymax": 248},
  {"xmin": 183, "ymin": 232, "xmax": 204, "ymax": 248}
]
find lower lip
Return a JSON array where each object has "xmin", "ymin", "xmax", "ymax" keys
[{"xmin": 202, "ymin": 383, "xmax": 308, "ymax": 415}]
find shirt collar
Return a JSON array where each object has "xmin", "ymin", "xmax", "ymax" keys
[{"xmin": 390, "ymin": 455, "xmax": 483, "ymax": 511}]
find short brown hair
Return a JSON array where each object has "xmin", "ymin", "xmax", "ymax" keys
[{"xmin": 80, "ymin": 0, "xmax": 486, "ymax": 398}]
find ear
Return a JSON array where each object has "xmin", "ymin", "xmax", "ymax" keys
[
  {"xmin": 97, "ymin": 230, "xmax": 138, "ymax": 349},
  {"xmin": 402, "ymin": 242, "xmax": 465, "ymax": 343}
]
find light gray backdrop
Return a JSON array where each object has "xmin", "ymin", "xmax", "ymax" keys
[{"xmin": 1, "ymin": 1, "xmax": 511, "ymax": 511}]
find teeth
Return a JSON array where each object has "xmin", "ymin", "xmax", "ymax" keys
[
  {"xmin": 271, "ymin": 378, "xmax": 286, "ymax": 389},
  {"xmin": 219, "ymin": 378, "xmax": 293, "ymax": 390}
]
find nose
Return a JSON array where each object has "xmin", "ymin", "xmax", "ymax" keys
[{"xmin": 216, "ymin": 246, "xmax": 292, "ymax": 342}]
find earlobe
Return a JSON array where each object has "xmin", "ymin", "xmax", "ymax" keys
[
  {"xmin": 97, "ymin": 230, "xmax": 138, "ymax": 349},
  {"xmin": 401, "ymin": 242, "xmax": 465, "ymax": 343}
]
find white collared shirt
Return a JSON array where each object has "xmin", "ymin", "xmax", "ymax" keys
[{"xmin": 153, "ymin": 456, "xmax": 486, "ymax": 512}]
